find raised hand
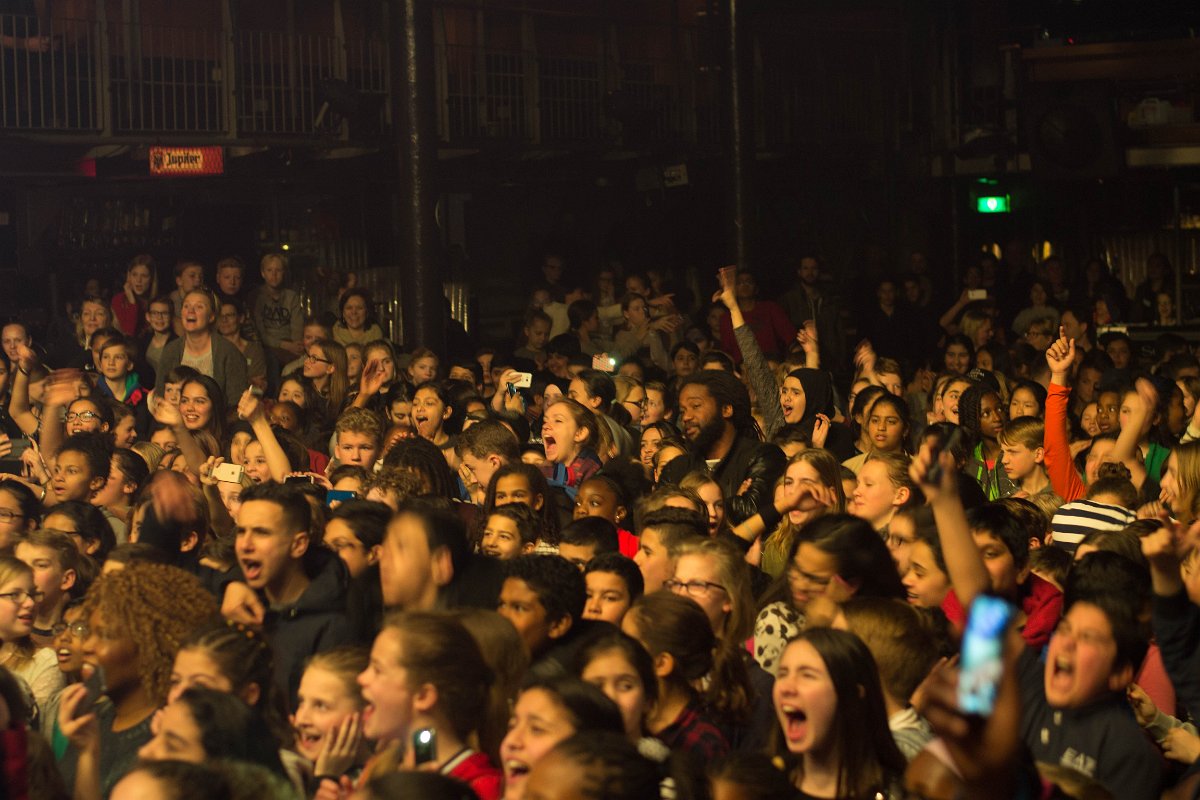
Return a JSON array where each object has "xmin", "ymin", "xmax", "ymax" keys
[
  {"xmin": 811, "ymin": 413, "xmax": 830, "ymax": 449},
  {"xmin": 359, "ymin": 359, "xmax": 387, "ymax": 396},
  {"xmin": 910, "ymin": 440, "xmax": 959, "ymax": 504},
  {"xmin": 713, "ymin": 266, "xmax": 738, "ymax": 311},
  {"xmin": 237, "ymin": 387, "xmax": 264, "ymax": 423},
  {"xmin": 314, "ymin": 712, "xmax": 363, "ymax": 779},
  {"xmin": 854, "ymin": 340, "xmax": 877, "ymax": 377},
  {"xmin": 150, "ymin": 389, "xmax": 183, "ymax": 428},
  {"xmin": 43, "ymin": 369, "xmax": 81, "ymax": 408},
  {"xmin": 1045, "ymin": 325, "xmax": 1075, "ymax": 380},
  {"xmin": 797, "ymin": 320, "xmax": 819, "ymax": 354},
  {"xmin": 15, "ymin": 342, "xmax": 37, "ymax": 372}
]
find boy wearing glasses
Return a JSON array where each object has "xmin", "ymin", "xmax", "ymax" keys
[{"xmin": 15, "ymin": 529, "xmax": 81, "ymax": 648}]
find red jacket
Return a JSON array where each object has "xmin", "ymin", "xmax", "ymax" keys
[
  {"xmin": 447, "ymin": 750, "xmax": 503, "ymax": 800},
  {"xmin": 1045, "ymin": 383, "xmax": 1085, "ymax": 503}
]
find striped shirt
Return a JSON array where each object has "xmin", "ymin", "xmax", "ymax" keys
[{"xmin": 1050, "ymin": 499, "xmax": 1135, "ymax": 554}]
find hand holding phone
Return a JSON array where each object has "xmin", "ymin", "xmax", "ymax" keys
[
  {"xmin": 412, "ymin": 727, "xmax": 437, "ymax": 766},
  {"xmin": 212, "ymin": 462, "xmax": 245, "ymax": 483},
  {"xmin": 958, "ymin": 595, "xmax": 1015, "ymax": 716}
]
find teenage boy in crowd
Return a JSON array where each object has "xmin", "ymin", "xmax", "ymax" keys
[
  {"xmin": 913, "ymin": 442, "xmax": 1161, "ymax": 799},
  {"xmin": 234, "ymin": 481, "xmax": 352, "ymax": 698},
  {"xmin": 251, "ymin": 252, "xmax": 305, "ymax": 365},
  {"xmin": 15, "ymin": 529, "xmax": 82, "ymax": 648},
  {"xmin": 999, "ymin": 417, "xmax": 1056, "ymax": 499}
]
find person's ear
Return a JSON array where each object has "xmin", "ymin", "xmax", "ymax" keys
[
  {"xmin": 180, "ymin": 531, "xmax": 199, "ymax": 553},
  {"xmin": 893, "ymin": 486, "xmax": 911, "ymax": 506},
  {"xmin": 522, "ymin": 541, "xmax": 536, "ymax": 554},
  {"xmin": 532, "ymin": 493, "xmax": 545, "ymax": 512},
  {"xmin": 1108, "ymin": 663, "xmax": 1135, "ymax": 693},
  {"xmin": 60, "ymin": 568, "xmax": 77, "ymax": 593},
  {"xmin": 721, "ymin": 403, "xmax": 734, "ymax": 421},
  {"xmin": 1033, "ymin": 446, "xmax": 1046, "ymax": 465},
  {"xmin": 413, "ymin": 682, "xmax": 439, "ymax": 714},
  {"xmin": 652, "ymin": 651, "xmax": 675, "ymax": 679},
  {"xmin": 88, "ymin": 476, "xmax": 106, "ymax": 495},
  {"xmin": 430, "ymin": 545, "xmax": 454, "ymax": 587},
  {"xmin": 614, "ymin": 505, "xmax": 627, "ymax": 525},
  {"xmin": 289, "ymin": 530, "xmax": 310, "ymax": 560},
  {"xmin": 441, "ymin": 405, "xmax": 453, "ymax": 422},
  {"xmin": 548, "ymin": 614, "xmax": 573, "ymax": 640},
  {"xmin": 366, "ymin": 544, "xmax": 380, "ymax": 566},
  {"xmin": 573, "ymin": 427, "xmax": 589, "ymax": 444},
  {"xmin": 241, "ymin": 682, "xmax": 262, "ymax": 707}
]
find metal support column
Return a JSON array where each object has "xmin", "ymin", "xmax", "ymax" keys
[
  {"xmin": 391, "ymin": 0, "xmax": 445, "ymax": 353},
  {"xmin": 726, "ymin": 0, "xmax": 753, "ymax": 272}
]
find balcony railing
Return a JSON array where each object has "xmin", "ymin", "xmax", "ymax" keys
[{"xmin": 0, "ymin": 11, "xmax": 896, "ymax": 156}]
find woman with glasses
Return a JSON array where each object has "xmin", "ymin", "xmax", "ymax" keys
[
  {"xmin": 302, "ymin": 338, "xmax": 348, "ymax": 418},
  {"xmin": 612, "ymin": 375, "xmax": 647, "ymax": 429},
  {"xmin": 753, "ymin": 514, "xmax": 905, "ymax": 675},
  {"xmin": 0, "ymin": 555, "xmax": 62, "ymax": 720}
]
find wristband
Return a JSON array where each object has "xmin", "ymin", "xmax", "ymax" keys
[{"xmin": 757, "ymin": 498, "xmax": 783, "ymax": 532}]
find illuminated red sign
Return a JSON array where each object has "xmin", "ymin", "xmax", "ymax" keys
[{"xmin": 149, "ymin": 146, "xmax": 224, "ymax": 176}]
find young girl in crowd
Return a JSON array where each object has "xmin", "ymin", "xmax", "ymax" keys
[
  {"xmin": 0, "ymin": 556, "xmax": 62, "ymax": 715},
  {"xmin": 304, "ymin": 338, "xmax": 349, "ymax": 419},
  {"xmin": 754, "ymin": 514, "xmax": 905, "ymax": 674},
  {"xmin": 622, "ymin": 591, "xmax": 743, "ymax": 760},
  {"xmin": 772, "ymin": 628, "xmax": 906, "ymax": 797},
  {"xmin": 354, "ymin": 612, "xmax": 502, "ymax": 800},
  {"xmin": 541, "ymin": 397, "xmax": 602, "ymax": 488},
  {"xmin": 850, "ymin": 451, "xmax": 916, "ymax": 533},
  {"xmin": 292, "ymin": 647, "xmax": 369, "ymax": 788},
  {"xmin": 499, "ymin": 675, "xmax": 626, "ymax": 800},
  {"xmin": 573, "ymin": 629, "xmax": 658, "ymax": 747},
  {"xmin": 57, "ymin": 564, "xmax": 218, "ymax": 797}
]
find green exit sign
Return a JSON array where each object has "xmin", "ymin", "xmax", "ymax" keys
[{"xmin": 977, "ymin": 195, "xmax": 1010, "ymax": 214}]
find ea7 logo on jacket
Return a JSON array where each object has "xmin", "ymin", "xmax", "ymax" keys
[{"xmin": 1060, "ymin": 747, "xmax": 1097, "ymax": 778}]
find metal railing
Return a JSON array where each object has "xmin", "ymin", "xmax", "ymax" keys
[
  {"xmin": 0, "ymin": 15, "xmax": 101, "ymax": 130},
  {"xmin": 0, "ymin": 12, "xmax": 388, "ymax": 140}
]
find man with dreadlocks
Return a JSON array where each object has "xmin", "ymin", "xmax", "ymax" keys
[{"xmin": 660, "ymin": 370, "xmax": 787, "ymax": 526}]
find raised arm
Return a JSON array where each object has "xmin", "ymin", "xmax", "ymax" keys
[
  {"xmin": 238, "ymin": 389, "xmax": 292, "ymax": 483},
  {"xmin": 149, "ymin": 391, "xmax": 207, "ymax": 476},
  {"xmin": 1044, "ymin": 328, "xmax": 1086, "ymax": 502},
  {"xmin": 938, "ymin": 289, "xmax": 973, "ymax": 333},
  {"xmin": 1111, "ymin": 377, "xmax": 1154, "ymax": 491},
  {"xmin": 38, "ymin": 370, "xmax": 81, "ymax": 462},
  {"xmin": 8, "ymin": 343, "xmax": 39, "ymax": 436},
  {"xmin": 717, "ymin": 267, "xmax": 785, "ymax": 439},
  {"xmin": 911, "ymin": 441, "xmax": 991, "ymax": 608}
]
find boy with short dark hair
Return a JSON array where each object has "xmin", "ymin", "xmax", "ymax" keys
[
  {"xmin": 51, "ymin": 432, "xmax": 113, "ymax": 506},
  {"xmin": 634, "ymin": 507, "xmax": 707, "ymax": 593},
  {"xmin": 557, "ymin": 517, "xmax": 619, "ymax": 569},
  {"xmin": 235, "ymin": 481, "xmax": 351, "ymax": 698},
  {"xmin": 582, "ymin": 552, "xmax": 643, "ymax": 625},
  {"xmin": 498, "ymin": 554, "xmax": 586, "ymax": 669}
]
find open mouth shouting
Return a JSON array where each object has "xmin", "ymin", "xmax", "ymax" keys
[{"xmin": 778, "ymin": 704, "xmax": 808, "ymax": 744}]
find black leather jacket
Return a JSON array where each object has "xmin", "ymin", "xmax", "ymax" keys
[{"xmin": 661, "ymin": 435, "xmax": 787, "ymax": 525}]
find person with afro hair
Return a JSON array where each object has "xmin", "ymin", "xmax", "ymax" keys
[{"xmin": 958, "ymin": 381, "xmax": 1015, "ymax": 500}]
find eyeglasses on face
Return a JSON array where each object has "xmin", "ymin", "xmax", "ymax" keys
[
  {"xmin": 664, "ymin": 578, "xmax": 727, "ymax": 597},
  {"xmin": 0, "ymin": 509, "xmax": 26, "ymax": 522},
  {"xmin": 305, "ymin": 353, "xmax": 332, "ymax": 364},
  {"xmin": 52, "ymin": 621, "xmax": 89, "ymax": 638},
  {"xmin": 65, "ymin": 411, "xmax": 99, "ymax": 422},
  {"xmin": 0, "ymin": 589, "xmax": 44, "ymax": 604},
  {"xmin": 785, "ymin": 566, "xmax": 833, "ymax": 588}
]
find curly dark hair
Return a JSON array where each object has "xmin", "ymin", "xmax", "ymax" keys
[
  {"xmin": 678, "ymin": 369, "xmax": 758, "ymax": 439},
  {"xmin": 81, "ymin": 563, "xmax": 219, "ymax": 704},
  {"xmin": 503, "ymin": 554, "xmax": 586, "ymax": 625}
]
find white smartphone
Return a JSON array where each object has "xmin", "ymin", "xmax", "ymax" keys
[{"xmin": 213, "ymin": 462, "xmax": 245, "ymax": 483}]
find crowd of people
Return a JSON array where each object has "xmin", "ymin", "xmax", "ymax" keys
[{"xmin": 1, "ymin": 245, "xmax": 1200, "ymax": 800}]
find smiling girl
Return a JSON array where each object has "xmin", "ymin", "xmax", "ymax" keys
[
  {"xmin": 850, "ymin": 452, "xmax": 916, "ymax": 533},
  {"xmin": 292, "ymin": 647, "xmax": 369, "ymax": 786},
  {"xmin": 772, "ymin": 628, "xmax": 905, "ymax": 798},
  {"xmin": 0, "ymin": 556, "xmax": 62, "ymax": 715}
]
